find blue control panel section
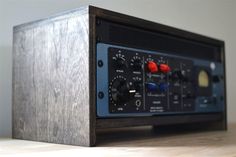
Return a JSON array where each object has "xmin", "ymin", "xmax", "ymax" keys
[{"xmin": 96, "ymin": 43, "xmax": 225, "ymax": 117}]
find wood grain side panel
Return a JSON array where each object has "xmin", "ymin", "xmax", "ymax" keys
[
  {"xmin": 13, "ymin": 11, "xmax": 92, "ymax": 146},
  {"xmin": 13, "ymin": 29, "xmax": 37, "ymax": 140}
]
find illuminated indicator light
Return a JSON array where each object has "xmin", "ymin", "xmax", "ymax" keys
[{"xmin": 198, "ymin": 70, "xmax": 209, "ymax": 87}]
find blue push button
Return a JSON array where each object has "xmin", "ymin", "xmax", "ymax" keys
[
  {"xmin": 146, "ymin": 83, "xmax": 158, "ymax": 92},
  {"xmin": 159, "ymin": 83, "xmax": 169, "ymax": 92}
]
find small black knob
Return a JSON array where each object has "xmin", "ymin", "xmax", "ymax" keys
[
  {"xmin": 115, "ymin": 58, "xmax": 127, "ymax": 69},
  {"xmin": 171, "ymin": 70, "xmax": 188, "ymax": 82},
  {"xmin": 212, "ymin": 75, "xmax": 220, "ymax": 83},
  {"xmin": 182, "ymin": 92, "xmax": 195, "ymax": 99},
  {"xmin": 132, "ymin": 59, "xmax": 142, "ymax": 70}
]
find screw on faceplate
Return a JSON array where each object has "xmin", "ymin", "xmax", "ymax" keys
[
  {"xmin": 98, "ymin": 92, "xmax": 104, "ymax": 99},
  {"xmin": 98, "ymin": 60, "xmax": 103, "ymax": 67}
]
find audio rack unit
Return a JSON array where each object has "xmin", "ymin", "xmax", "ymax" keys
[{"xmin": 13, "ymin": 6, "xmax": 227, "ymax": 146}]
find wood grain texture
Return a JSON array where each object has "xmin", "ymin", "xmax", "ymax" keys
[
  {"xmin": 2, "ymin": 123, "xmax": 236, "ymax": 157},
  {"xmin": 13, "ymin": 7, "xmax": 93, "ymax": 146}
]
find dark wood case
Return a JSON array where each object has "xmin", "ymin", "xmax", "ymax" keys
[{"xmin": 13, "ymin": 6, "xmax": 227, "ymax": 146}]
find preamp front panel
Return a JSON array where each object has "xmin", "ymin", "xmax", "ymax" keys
[{"xmin": 96, "ymin": 43, "xmax": 225, "ymax": 117}]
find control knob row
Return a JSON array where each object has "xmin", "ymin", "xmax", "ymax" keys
[
  {"xmin": 115, "ymin": 57, "xmax": 142, "ymax": 70},
  {"xmin": 147, "ymin": 61, "xmax": 171, "ymax": 73},
  {"xmin": 114, "ymin": 58, "xmax": 171, "ymax": 74}
]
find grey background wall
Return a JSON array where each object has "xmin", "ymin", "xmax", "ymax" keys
[{"xmin": 0, "ymin": 0, "xmax": 235, "ymax": 137}]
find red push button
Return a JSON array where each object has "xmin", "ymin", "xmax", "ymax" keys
[
  {"xmin": 147, "ymin": 61, "xmax": 158, "ymax": 73},
  {"xmin": 159, "ymin": 64, "xmax": 171, "ymax": 73}
]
